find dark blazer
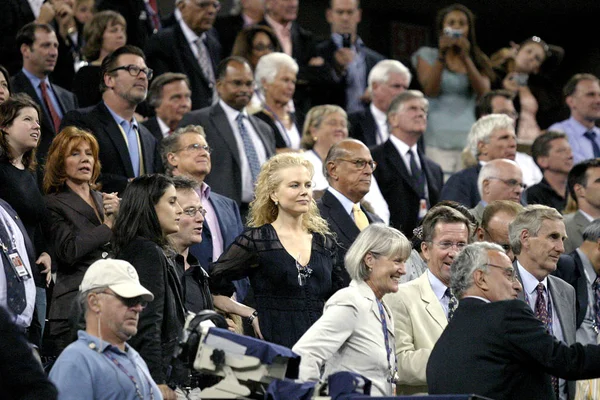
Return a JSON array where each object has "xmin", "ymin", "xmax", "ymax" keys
[
  {"xmin": 118, "ymin": 237, "xmax": 186, "ymax": 385},
  {"xmin": 179, "ymin": 103, "xmax": 276, "ymax": 204},
  {"xmin": 11, "ymin": 70, "xmax": 78, "ymax": 166},
  {"xmin": 317, "ymin": 189, "xmax": 382, "ymax": 286},
  {"xmin": 142, "ymin": 116, "xmax": 164, "ymax": 143},
  {"xmin": 96, "ymin": 0, "xmax": 156, "ymax": 50},
  {"xmin": 60, "ymin": 102, "xmax": 162, "ymax": 194},
  {"xmin": 145, "ymin": 24, "xmax": 221, "ymax": 110},
  {"xmin": 440, "ymin": 163, "xmax": 482, "ymax": 208},
  {"xmin": 213, "ymin": 14, "xmax": 245, "ymax": 57},
  {"xmin": 43, "ymin": 188, "xmax": 112, "ymax": 321},
  {"xmin": 372, "ymin": 140, "xmax": 443, "ymax": 237},
  {"xmin": 348, "ymin": 108, "xmax": 378, "ymax": 147},
  {"xmin": 427, "ymin": 297, "xmax": 600, "ymax": 400},
  {"xmin": 0, "ymin": 0, "xmax": 34, "ymax": 75},
  {"xmin": 0, "ymin": 306, "xmax": 58, "ymax": 400},
  {"xmin": 314, "ymin": 37, "xmax": 384, "ymax": 109},
  {"xmin": 554, "ymin": 252, "xmax": 587, "ymax": 329}
]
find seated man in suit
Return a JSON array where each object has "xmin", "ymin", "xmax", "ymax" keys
[
  {"xmin": 318, "ymin": 138, "xmax": 383, "ymax": 286},
  {"xmin": 385, "ymin": 205, "xmax": 471, "ymax": 394},
  {"xmin": 441, "ymin": 113, "xmax": 518, "ymax": 208},
  {"xmin": 509, "ymin": 204, "xmax": 576, "ymax": 399},
  {"xmin": 61, "ymin": 45, "xmax": 162, "ymax": 194},
  {"xmin": 348, "ymin": 59, "xmax": 411, "ymax": 147},
  {"xmin": 144, "ymin": 72, "xmax": 192, "ymax": 142},
  {"xmin": 12, "ymin": 22, "xmax": 78, "ymax": 173},
  {"xmin": 372, "ymin": 90, "xmax": 443, "ymax": 237},
  {"xmin": 145, "ymin": 0, "xmax": 221, "ymax": 110},
  {"xmin": 470, "ymin": 159, "xmax": 524, "ymax": 223},
  {"xmin": 179, "ymin": 56, "xmax": 276, "ymax": 215},
  {"xmin": 427, "ymin": 242, "xmax": 600, "ymax": 400},
  {"xmin": 563, "ymin": 159, "xmax": 600, "ymax": 253},
  {"xmin": 476, "ymin": 200, "xmax": 523, "ymax": 262},
  {"xmin": 161, "ymin": 125, "xmax": 248, "ymax": 301}
]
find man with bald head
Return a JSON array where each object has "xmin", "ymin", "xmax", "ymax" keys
[
  {"xmin": 317, "ymin": 138, "xmax": 382, "ymax": 286},
  {"xmin": 476, "ymin": 200, "xmax": 524, "ymax": 262},
  {"xmin": 470, "ymin": 159, "xmax": 525, "ymax": 223}
]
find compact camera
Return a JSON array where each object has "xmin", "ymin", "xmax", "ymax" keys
[
  {"xmin": 512, "ymin": 73, "xmax": 529, "ymax": 86},
  {"xmin": 444, "ymin": 27, "xmax": 463, "ymax": 38}
]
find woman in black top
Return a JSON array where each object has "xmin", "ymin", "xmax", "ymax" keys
[{"xmin": 0, "ymin": 93, "xmax": 51, "ymax": 344}]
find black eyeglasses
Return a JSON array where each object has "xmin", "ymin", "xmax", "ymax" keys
[
  {"xmin": 100, "ymin": 292, "xmax": 148, "ymax": 308},
  {"xmin": 108, "ymin": 64, "xmax": 154, "ymax": 80},
  {"xmin": 176, "ymin": 143, "xmax": 212, "ymax": 154},
  {"xmin": 189, "ymin": 0, "xmax": 221, "ymax": 10},
  {"xmin": 182, "ymin": 207, "xmax": 207, "ymax": 218},
  {"xmin": 253, "ymin": 43, "xmax": 275, "ymax": 52},
  {"xmin": 485, "ymin": 264, "xmax": 517, "ymax": 282},
  {"xmin": 337, "ymin": 158, "xmax": 377, "ymax": 171},
  {"xmin": 487, "ymin": 177, "xmax": 527, "ymax": 190}
]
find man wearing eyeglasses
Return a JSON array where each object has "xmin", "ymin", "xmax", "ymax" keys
[
  {"xmin": 476, "ymin": 200, "xmax": 524, "ymax": 262},
  {"xmin": 508, "ymin": 204, "xmax": 576, "ymax": 400},
  {"xmin": 470, "ymin": 158, "xmax": 525, "ymax": 223},
  {"xmin": 427, "ymin": 242, "xmax": 600, "ymax": 400},
  {"xmin": 146, "ymin": 0, "xmax": 222, "ymax": 110},
  {"xmin": 385, "ymin": 205, "xmax": 471, "ymax": 395},
  {"xmin": 49, "ymin": 259, "xmax": 162, "ymax": 400},
  {"xmin": 372, "ymin": 90, "xmax": 444, "ymax": 239},
  {"xmin": 61, "ymin": 45, "xmax": 162, "ymax": 194}
]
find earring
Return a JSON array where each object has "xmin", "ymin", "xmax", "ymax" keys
[
  {"xmin": 274, "ymin": 201, "xmax": 279, "ymax": 206},
  {"xmin": 313, "ymin": 137, "xmax": 318, "ymax": 142}
]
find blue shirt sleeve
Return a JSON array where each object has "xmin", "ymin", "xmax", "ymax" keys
[{"xmin": 49, "ymin": 347, "xmax": 95, "ymax": 400}]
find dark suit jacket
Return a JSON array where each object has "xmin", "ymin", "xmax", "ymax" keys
[
  {"xmin": 96, "ymin": 0, "xmax": 156, "ymax": 50},
  {"xmin": 179, "ymin": 103, "xmax": 276, "ymax": 204},
  {"xmin": 317, "ymin": 189, "xmax": 382, "ymax": 286},
  {"xmin": 554, "ymin": 252, "xmax": 587, "ymax": 329},
  {"xmin": 43, "ymin": 188, "xmax": 112, "ymax": 321},
  {"xmin": 118, "ymin": 237, "xmax": 186, "ymax": 385},
  {"xmin": 145, "ymin": 24, "xmax": 221, "ymax": 110},
  {"xmin": 314, "ymin": 37, "xmax": 384, "ymax": 110},
  {"xmin": 372, "ymin": 140, "xmax": 443, "ymax": 236},
  {"xmin": 0, "ymin": 0, "xmax": 34, "ymax": 75},
  {"xmin": 142, "ymin": 116, "xmax": 164, "ymax": 143},
  {"xmin": 440, "ymin": 163, "xmax": 482, "ymax": 208},
  {"xmin": 60, "ymin": 102, "xmax": 162, "ymax": 194},
  {"xmin": 213, "ymin": 14, "xmax": 245, "ymax": 57},
  {"xmin": 348, "ymin": 108, "xmax": 379, "ymax": 147},
  {"xmin": 427, "ymin": 297, "xmax": 600, "ymax": 400},
  {"xmin": 11, "ymin": 70, "xmax": 78, "ymax": 166}
]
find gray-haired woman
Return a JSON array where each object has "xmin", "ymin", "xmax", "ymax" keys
[{"xmin": 293, "ymin": 223, "xmax": 411, "ymax": 396}]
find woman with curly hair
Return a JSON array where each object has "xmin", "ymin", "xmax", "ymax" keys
[{"xmin": 210, "ymin": 153, "xmax": 345, "ymax": 348}]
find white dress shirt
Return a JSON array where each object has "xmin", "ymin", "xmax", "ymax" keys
[{"xmin": 371, "ymin": 103, "xmax": 389, "ymax": 144}]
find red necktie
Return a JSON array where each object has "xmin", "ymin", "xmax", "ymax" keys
[{"xmin": 39, "ymin": 81, "xmax": 61, "ymax": 132}]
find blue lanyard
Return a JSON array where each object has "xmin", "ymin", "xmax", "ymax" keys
[{"xmin": 376, "ymin": 299, "xmax": 397, "ymax": 386}]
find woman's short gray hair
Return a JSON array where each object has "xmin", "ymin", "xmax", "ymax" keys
[
  {"xmin": 467, "ymin": 114, "xmax": 515, "ymax": 158},
  {"xmin": 451, "ymin": 242, "xmax": 504, "ymax": 299},
  {"xmin": 344, "ymin": 223, "xmax": 411, "ymax": 282},
  {"xmin": 508, "ymin": 204, "xmax": 563, "ymax": 255},
  {"xmin": 254, "ymin": 52, "xmax": 299, "ymax": 94}
]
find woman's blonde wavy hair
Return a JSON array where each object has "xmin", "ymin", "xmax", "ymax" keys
[{"xmin": 247, "ymin": 153, "xmax": 331, "ymax": 236}]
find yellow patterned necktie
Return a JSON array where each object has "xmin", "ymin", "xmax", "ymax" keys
[{"xmin": 353, "ymin": 204, "xmax": 369, "ymax": 231}]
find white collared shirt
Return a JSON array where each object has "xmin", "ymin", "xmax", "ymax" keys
[
  {"xmin": 389, "ymin": 135, "xmax": 422, "ymax": 173},
  {"xmin": 370, "ymin": 103, "xmax": 389, "ymax": 144},
  {"xmin": 327, "ymin": 186, "xmax": 356, "ymax": 218},
  {"xmin": 427, "ymin": 269, "xmax": 450, "ymax": 318},
  {"xmin": 219, "ymin": 100, "xmax": 268, "ymax": 202},
  {"xmin": 157, "ymin": 117, "xmax": 171, "ymax": 138}
]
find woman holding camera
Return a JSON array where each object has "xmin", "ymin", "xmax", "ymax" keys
[{"xmin": 412, "ymin": 3, "xmax": 494, "ymax": 176}]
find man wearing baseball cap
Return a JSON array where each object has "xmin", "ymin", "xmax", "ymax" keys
[{"xmin": 49, "ymin": 259, "xmax": 161, "ymax": 399}]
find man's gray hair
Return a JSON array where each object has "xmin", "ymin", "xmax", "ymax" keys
[
  {"xmin": 476, "ymin": 159, "xmax": 520, "ymax": 198},
  {"xmin": 323, "ymin": 139, "xmax": 363, "ymax": 181},
  {"xmin": 78, "ymin": 287, "xmax": 108, "ymax": 315},
  {"xmin": 367, "ymin": 59, "xmax": 412, "ymax": 93},
  {"xmin": 160, "ymin": 125, "xmax": 207, "ymax": 176},
  {"xmin": 254, "ymin": 52, "xmax": 299, "ymax": 94},
  {"xmin": 387, "ymin": 90, "xmax": 428, "ymax": 116},
  {"xmin": 467, "ymin": 114, "xmax": 515, "ymax": 159},
  {"xmin": 583, "ymin": 219, "xmax": 600, "ymax": 242},
  {"xmin": 451, "ymin": 242, "xmax": 505, "ymax": 299},
  {"xmin": 344, "ymin": 223, "xmax": 411, "ymax": 282},
  {"xmin": 508, "ymin": 205, "xmax": 563, "ymax": 255}
]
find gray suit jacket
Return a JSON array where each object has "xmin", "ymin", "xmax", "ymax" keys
[
  {"xmin": 564, "ymin": 211, "xmax": 590, "ymax": 254},
  {"xmin": 514, "ymin": 260, "xmax": 577, "ymax": 399},
  {"xmin": 179, "ymin": 104, "xmax": 276, "ymax": 204},
  {"xmin": 469, "ymin": 201, "xmax": 485, "ymax": 224}
]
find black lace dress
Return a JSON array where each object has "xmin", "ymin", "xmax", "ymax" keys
[{"xmin": 209, "ymin": 224, "xmax": 345, "ymax": 348}]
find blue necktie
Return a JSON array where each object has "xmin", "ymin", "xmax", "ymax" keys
[
  {"xmin": 584, "ymin": 130, "xmax": 600, "ymax": 158},
  {"xmin": 125, "ymin": 123, "xmax": 141, "ymax": 177},
  {"xmin": 237, "ymin": 113, "xmax": 261, "ymax": 184},
  {"xmin": 408, "ymin": 149, "xmax": 426, "ymax": 198},
  {"xmin": 0, "ymin": 216, "xmax": 26, "ymax": 314}
]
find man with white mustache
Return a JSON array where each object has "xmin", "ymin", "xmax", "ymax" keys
[{"xmin": 508, "ymin": 204, "xmax": 576, "ymax": 400}]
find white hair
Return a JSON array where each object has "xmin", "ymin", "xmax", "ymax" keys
[
  {"xmin": 477, "ymin": 159, "xmax": 521, "ymax": 198},
  {"xmin": 467, "ymin": 114, "xmax": 516, "ymax": 159},
  {"xmin": 367, "ymin": 59, "xmax": 412, "ymax": 93},
  {"xmin": 254, "ymin": 52, "xmax": 299, "ymax": 94}
]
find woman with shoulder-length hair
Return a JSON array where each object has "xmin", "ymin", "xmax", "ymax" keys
[
  {"xmin": 210, "ymin": 153, "xmax": 345, "ymax": 348},
  {"xmin": 293, "ymin": 223, "xmax": 411, "ymax": 396},
  {"xmin": 112, "ymin": 174, "xmax": 184, "ymax": 400},
  {"xmin": 42, "ymin": 126, "xmax": 120, "ymax": 353}
]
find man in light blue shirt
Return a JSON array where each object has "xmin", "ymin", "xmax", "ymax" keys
[{"xmin": 49, "ymin": 259, "xmax": 161, "ymax": 400}]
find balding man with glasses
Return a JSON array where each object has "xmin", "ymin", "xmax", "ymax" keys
[{"xmin": 61, "ymin": 45, "xmax": 162, "ymax": 194}]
